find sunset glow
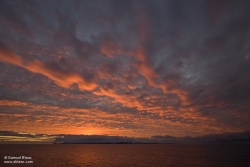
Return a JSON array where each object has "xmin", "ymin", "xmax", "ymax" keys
[{"xmin": 0, "ymin": 0, "xmax": 250, "ymax": 143}]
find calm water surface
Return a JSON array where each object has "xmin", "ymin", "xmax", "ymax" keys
[{"xmin": 0, "ymin": 144, "xmax": 249, "ymax": 167}]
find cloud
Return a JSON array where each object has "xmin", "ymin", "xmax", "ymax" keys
[
  {"xmin": 0, "ymin": 99, "xmax": 28, "ymax": 106},
  {"xmin": 93, "ymin": 87, "xmax": 143, "ymax": 109},
  {"xmin": 0, "ymin": 2, "xmax": 33, "ymax": 38},
  {"xmin": 0, "ymin": 0, "xmax": 250, "ymax": 138},
  {"xmin": 0, "ymin": 131, "xmax": 58, "ymax": 143},
  {"xmin": 0, "ymin": 44, "xmax": 97, "ymax": 91}
]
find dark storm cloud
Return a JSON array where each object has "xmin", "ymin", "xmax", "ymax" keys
[
  {"xmin": 0, "ymin": 2, "xmax": 33, "ymax": 38},
  {"xmin": 53, "ymin": 11, "xmax": 102, "ymax": 59},
  {"xmin": 0, "ymin": 0, "xmax": 250, "ymax": 137}
]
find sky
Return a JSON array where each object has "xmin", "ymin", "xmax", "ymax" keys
[{"xmin": 0, "ymin": 0, "xmax": 250, "ymax": 143}]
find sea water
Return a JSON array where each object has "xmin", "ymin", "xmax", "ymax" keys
[{"xmin": 0, "ymin": 144, "xmax": 249, "ymax": 167}]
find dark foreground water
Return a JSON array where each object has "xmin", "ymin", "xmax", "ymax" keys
[{"xmin": 0, "ymin": 144, "xmax": 250, "ymax": 167}]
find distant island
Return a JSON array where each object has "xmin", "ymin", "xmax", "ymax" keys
[{"xmin": 54, "ymin": 141, "xmax": 175, "ymax": 144}]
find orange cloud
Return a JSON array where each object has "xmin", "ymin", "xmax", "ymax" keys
[
  {"xmin": 0, "ymin": 47, "xmax": 23, "ymax": 66},
  {"xmin": 0, "ymin": 47, "xmax": 97, "ymax": 91},
  {"xmin": 93, "ymin": 88, "xmax": 143, "ymax": 109},
  {"xmin": 132, "ymin": 47, "xmax": 159, "ymax": 80},
  {"xmin": 100, "ymin": 37, "xmax": 124, "ymax": 57},
  {"xmin": 0, "ymin": 99, "xmax": 243, "ymax": 138},
  {"xmin": 129, "ymin": 47, "xmax": 190, "ymax": 106},
  {"xmin": 0, "ymin": 100, "xmax": 28, "ymax": 106}
]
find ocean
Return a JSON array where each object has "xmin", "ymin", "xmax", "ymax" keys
[{"xmin": 0, "ymin": 144, "xmax": 249, "ymax": 167}]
